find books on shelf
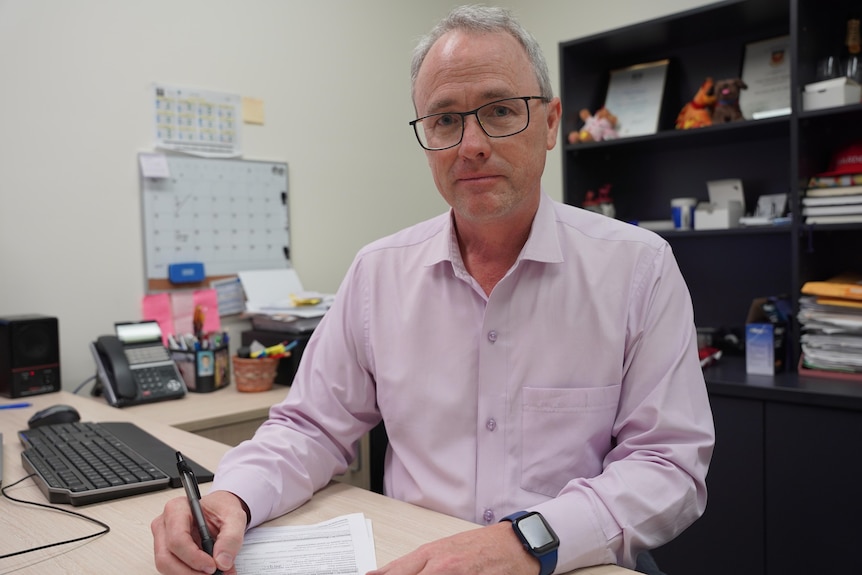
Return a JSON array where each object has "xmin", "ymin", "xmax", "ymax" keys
[
  {"xmin": 803, "ymin": 185, "xmax": 862, "ymax": 223},
  {"xmin": 807, "ymin": 175, "xmax": 862, "ymax": 189},
  {"xmin": 802, "ymin": 193, "xmax": 862, "ymax": 206},
  {"xmin": 802, "ymin": 203, "xmax": 862, "ymax": 216},
  {"xmin": 805, "ymin": 214, "xmax": 862, "ymax": 225}
]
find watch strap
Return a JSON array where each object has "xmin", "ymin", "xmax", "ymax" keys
[{"xmin": 501, "ymin": 511, "xmax": 558, "ymax": 575}]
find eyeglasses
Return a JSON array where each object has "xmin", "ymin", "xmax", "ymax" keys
[{"xmin": 409, "ymin": 96, "xmax": 549, "ymax": 151}]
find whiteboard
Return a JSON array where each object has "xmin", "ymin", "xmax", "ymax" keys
[{"xmin": 141, "ymin": 155, "xmax": 290, "ymax": 291}]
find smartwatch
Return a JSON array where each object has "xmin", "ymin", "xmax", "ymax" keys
[{"xmin": 501, "ymin": 511, "xmax": 559, "ymax": 575}]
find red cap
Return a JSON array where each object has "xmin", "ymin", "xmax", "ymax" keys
[{"xmin": 819, "ymin": 143, "xmax": 862, "ymax": 177}]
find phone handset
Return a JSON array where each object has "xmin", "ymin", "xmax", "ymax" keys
[{"xmin": 93, "ymin": 335, "xmax": 137, "ymax": 402}]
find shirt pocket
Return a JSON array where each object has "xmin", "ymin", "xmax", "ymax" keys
[{"xmin": 520, "ymin": 385, "xmax": 621, "ymax": 497}]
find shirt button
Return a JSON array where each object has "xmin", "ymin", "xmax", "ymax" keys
[
  {"xmin": 487, "ymin": 330, "xmax": 498, "ymax": 342},
  {"xmin": 483, "ymin": 508, "xmax": 495, "ymax": 523},
  {"xmin": 486, "ymin": 418, "xmax": 497, "ymax": 431}
]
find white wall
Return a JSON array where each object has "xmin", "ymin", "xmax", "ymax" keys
[{"xmin": 0, "ymin": 0, "xmax": 716, "ymax": 390}]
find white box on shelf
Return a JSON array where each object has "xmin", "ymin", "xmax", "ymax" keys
[
  {"xmin": 802, "ymin": 77, "xmax": 862, "ymax": 111},
  {"xmin": 694, "ymin": 179, "xmax": 745, "ymax": 230}
]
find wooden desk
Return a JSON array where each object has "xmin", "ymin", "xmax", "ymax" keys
[
  {"xmin": 119, "ymin": 384, "xmax": 290, "ymax": 443},
  {"xmin": 89, "ymin": 384, "xmax": 370, "ymax": 489},
  {"xmin": 0, "ymin": 392, "xmax": 633, "ymax": 575}
]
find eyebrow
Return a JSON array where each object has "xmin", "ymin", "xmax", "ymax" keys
[{"xmin": 425, "ymin": 90, "xmax": 516, "ymax": 114}]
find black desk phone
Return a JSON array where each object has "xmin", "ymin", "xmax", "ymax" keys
[{"xmin": 90, "ymin": 321, "xmax": 186, "ymax": 407}]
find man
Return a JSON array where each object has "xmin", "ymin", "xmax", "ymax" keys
[{"xmin": 152, "ymin": 6, "xmax": 714, "ymax": 575}]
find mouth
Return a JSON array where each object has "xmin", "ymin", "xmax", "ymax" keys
[{"xmin": 456, "ymin": 173, "xmax": 500, "ymax": 185}]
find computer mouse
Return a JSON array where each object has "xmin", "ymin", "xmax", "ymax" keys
[{"xmin": 28, "ymin": 404, "xmax": 81, "ymax": 429}]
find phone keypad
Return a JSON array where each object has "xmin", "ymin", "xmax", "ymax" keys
[{"xmin": 133, "ymin": 365, "xmax": 183, "ymax": 398}]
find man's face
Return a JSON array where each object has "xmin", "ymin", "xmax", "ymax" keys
[{"xmin": 412, "ymin": 30, "xmax": 560, "ymax": 226}]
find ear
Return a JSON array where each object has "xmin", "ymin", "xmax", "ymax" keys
[{"xmin": 546, "ymin": 97, "xmax": 562, "ymax": 150}]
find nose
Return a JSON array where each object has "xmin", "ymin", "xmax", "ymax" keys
[{"xmin": 458, "ymin": 114, "xmax": 491, "ymax": 157}]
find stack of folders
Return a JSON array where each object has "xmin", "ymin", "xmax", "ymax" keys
[
  {"xmin": 798, "ymin": 273, "xmax": 862, "ymax": 381},
  {"xmin": 803, "ymin": 174, "xmax": 862, "ymax": 226}
]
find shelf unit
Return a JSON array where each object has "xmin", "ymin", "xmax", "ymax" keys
[
  {"xmin": 559, "ymin": 1, "xmax": 862, "ymax": 574},
  {"xmin": 559, "ymin": 0, "xmax": 862, "ymax": 372}
]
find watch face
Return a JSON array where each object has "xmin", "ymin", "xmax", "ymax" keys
[{"xmin": 518, "ymin": 513, "xmax": 558, "ymax": 552}]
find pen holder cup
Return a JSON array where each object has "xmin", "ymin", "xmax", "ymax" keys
[
  {"xmin": 170, "ymin": 344, "xmax": 230, "ymax": 393},
  {"xmin": 232, "ymin": 355, "xmax": 284, "ymax": 392}
]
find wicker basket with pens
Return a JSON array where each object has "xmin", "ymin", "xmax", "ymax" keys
[
  {"xmin": 232, "ymin": 356, "xmax": 282, "ymax": 392},
  {"xmin": 233, "ymin": 340, "xmax": 295, "ymax": 392}
]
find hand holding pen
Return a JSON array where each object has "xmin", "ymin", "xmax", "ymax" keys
[{"xmin": 176, "ymin": 451, "xmax": 223, "ymax": 575}]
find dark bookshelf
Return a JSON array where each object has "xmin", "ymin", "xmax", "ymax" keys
[
  {"xmin": 559, "ymin": 0, "xmax": 862, "ymax": 375},
  {"xmin": 559, "ymin": 1, "xmax": 862, "ymax": 573}
]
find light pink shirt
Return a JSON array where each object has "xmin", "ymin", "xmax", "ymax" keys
[{"xmin": 213, "ymin": 193, "xmax": 715, "ymax": 571}]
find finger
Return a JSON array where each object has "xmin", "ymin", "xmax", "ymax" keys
[
  {"xmin": 160, "ymin": 496, "xmax": 220, "ymax": 573},
  {"xmin": 152, "ymin": 506, "xmax": 209, "ymax": 574},
  {"xmin": 204, "ymin": 498, "xmax": 247, "ymax": 572}
]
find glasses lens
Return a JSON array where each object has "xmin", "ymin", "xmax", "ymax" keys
[
  {"xmin": 477, "ymin": 98, "xmax": 530, "ymax": 137},
  {"xmin": 415, "ymin": 113, "xmax": 462, "ymax": 150}
]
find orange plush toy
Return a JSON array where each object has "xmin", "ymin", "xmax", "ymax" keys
[{"xmin": 675, "ymin": 77, "xmax": 717, "ymax": 129}]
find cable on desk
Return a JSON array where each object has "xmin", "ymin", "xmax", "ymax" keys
[
  {"xmin": 72, "ymin": 374, "xmax": 97, "ymax": 395},
  {"xmin": 0, "ymin": 473, "xmax": 111, "ymax": 559}
]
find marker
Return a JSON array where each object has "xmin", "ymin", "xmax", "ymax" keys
[{"xmin": 0, "ymin": 402, "xmax": 32, "ymax": 410}]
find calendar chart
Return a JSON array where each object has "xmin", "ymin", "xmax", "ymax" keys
[{"xmin": 141, "ymin": 155, "xmax": 290, "ymax": 291}]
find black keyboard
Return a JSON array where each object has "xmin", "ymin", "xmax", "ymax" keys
[{"xmin": 18, "ymin": 421, "xmax": 213, "ymax": 506}]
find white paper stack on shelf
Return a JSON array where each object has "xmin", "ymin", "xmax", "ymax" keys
[
  {"xmin": 797, "ymin": 274, "xmax": 862, "ymax": 378},
  {"xmin": 238, "ymin": 268, "xmax": 334, "ymax": 318}
]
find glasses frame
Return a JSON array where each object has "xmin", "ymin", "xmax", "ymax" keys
[{"xmin": 409, "ymin": 96, "xmax": 550, "ymax": 151}]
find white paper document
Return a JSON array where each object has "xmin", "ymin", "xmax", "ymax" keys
[
  {"xmin": 235, "ymin": 513, "xmax": 377, "ymax": 575},
  {"xmin": 603, "ymin": 59, "xmax": 668, "ymax": 138},
  {"xmin": 238, "ymin": 268, "xmax": 333, "ymax": 317},
  {"xmin": 739, "ymin": 36, "xmax": 791, "ymax": 120},
  {"xmin": 138, "ymin": 153, "xmax": 171, "ymax": 179}
]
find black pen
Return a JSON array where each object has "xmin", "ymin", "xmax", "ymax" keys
[{"xmin": 176, "ymin": 451, "xmax": 222, "ymax": 575}]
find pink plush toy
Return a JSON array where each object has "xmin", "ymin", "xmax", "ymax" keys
[{"xmin": 569, "ymin": 107, "xmax": 619, "ymax": 143}]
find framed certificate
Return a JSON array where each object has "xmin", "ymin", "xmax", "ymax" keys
[
  {"xmin": 603, "ymin": 59, "xmax": 669, "ymax": 138},
  {"xmin": 738, "ymin": 36, "xmax": 791, "ymax": 119}
]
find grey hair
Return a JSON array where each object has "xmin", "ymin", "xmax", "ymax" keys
[{"xmin": 410, "ymin": 5, "xmax": 553, "ymax": 102}]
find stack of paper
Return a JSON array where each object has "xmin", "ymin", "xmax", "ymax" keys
[
  {"xmin": 798, "ymin": 273, "xmax": 862, "ymax": 379},
  {"xmin": 235, "ymin": 513, "xmax": 377, "ymax": 575},
  {"xmin": 238, "ymin": 268, "xmax": 334, "ymax": 318}
]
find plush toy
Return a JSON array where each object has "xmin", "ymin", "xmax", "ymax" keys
[
  {"xmin": 568, "ymin": 107, "xmax": 618, "ymax": 143},
  {"xmin": 675, "ymin": 77, "xmax": 717, "ymax": 129},
  {"xmin": 712, "ymin": 78, "xmax": 747, "ymax": 124},
  {"xmin": 582, "ymin": 183, "xmax": 615, "ymax": 218}
]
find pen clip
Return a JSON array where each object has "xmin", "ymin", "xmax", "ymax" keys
[{"xmin": 176, "ymin": 451, "xmax": 202, "ymax": 499}]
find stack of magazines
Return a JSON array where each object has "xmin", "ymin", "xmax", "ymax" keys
[
  {"xmin": 798, "ymin": 273, "xmax": 862, "ymax": 380},
  {"xmin": 803, "ymin": 174, "xmax": 862, "ymax": 226}
]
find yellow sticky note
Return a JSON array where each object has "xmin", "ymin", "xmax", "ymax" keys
[{"xmin": 242, "ymin": 97, "xmax": 265, "ymax": 125}]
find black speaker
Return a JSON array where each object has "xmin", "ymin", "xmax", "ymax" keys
[{"xmin": 0, "ymin": 314, "xmax": 61, "ymax": 398}]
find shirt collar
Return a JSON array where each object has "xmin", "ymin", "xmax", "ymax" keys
[{"xmin": 422, "ymin": 192, "xmax": 564, "ymax": 269}]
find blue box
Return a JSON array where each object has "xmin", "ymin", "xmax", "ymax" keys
[{"xmin": 745, "ymin": 298, "xmax": 787, "ymax": 375}]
